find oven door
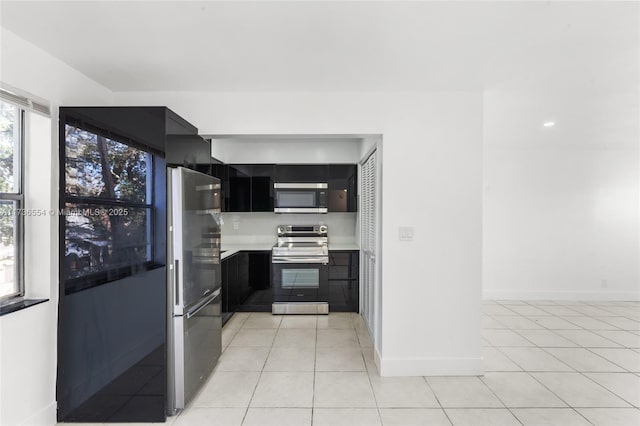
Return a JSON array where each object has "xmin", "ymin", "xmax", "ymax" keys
[
  {"xmin": 273, "ymin": 183, "xmax": 327, "ymax": 213},
  {"xmin": 272, "ymin": 262, "xmax": 329, "ymax": 302}
]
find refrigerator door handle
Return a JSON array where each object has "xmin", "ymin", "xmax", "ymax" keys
[
  {"xmin": 174, "ymin": 259, "xmax": 180, "ymax": 305},
  {"xmin": 186, "ymin": 288, "xmax": 221, "ymax": 319}
]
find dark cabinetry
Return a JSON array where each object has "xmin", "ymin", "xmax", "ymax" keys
[
  {"xmin": 222, "ymin": 165, "xmax": 275, "ymax": 212},
  {"xmin": 328, "ymin": 165, "xmax": 357, "ymax": 212},
  {"xmin": 222, "ymin": 251, "xmax": 272, "ymax": 322},
  {"xmin": 251, "ymin": 165, "xmax": 276, "ymax": 212},
  {"xmin": 328, "ymin": 250, "xmax": 359, "ymax": 312},
  {"xmin": 227, "ymin": 166, "xmax": 251, "ymax": 212},
  {"xmin": 212, "ymin": 164, "xmax": 357, "ymax": 213},
  {"xmin": 275, "ymin": 164, "xmax": 328, "ymax": 182},
  {"xmin": 57, "ymin": 106, "xmax": 208, "ymax": 423},
  {"xmin": 166, "ymin": 135, "xmax": 211, "ymax": 174}
]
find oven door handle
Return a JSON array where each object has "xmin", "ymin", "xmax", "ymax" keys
[{"xmin": 272, "ymin": 257, "xmax": 329, "ymax": 264}]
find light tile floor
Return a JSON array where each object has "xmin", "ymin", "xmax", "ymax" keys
[{"xmin": 61, "ymin": 301, "xmax": 640, "ymax": 425}]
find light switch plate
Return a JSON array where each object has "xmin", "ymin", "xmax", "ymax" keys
[{"xmin": 399, "ymin": 226, "xmax": 414, "ymax": 241}]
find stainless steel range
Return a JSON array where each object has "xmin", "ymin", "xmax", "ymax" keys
[{"xmin": 272, "ymin": 225, "xmax": 330, "ymax": 314}]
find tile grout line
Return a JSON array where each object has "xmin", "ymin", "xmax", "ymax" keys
[
  {"xmin": 486, "ymin": 332, "xmax": 596, "ymax": 426},
  {"xmin": 239, "ymin": 313, "xmax": 279, "ymax": 426},
  {"xmin": 513, "ymin": 303, "xmax": 633, "ymax": 424},
  {"xmin": 421, "ymin": 376, "xmax": 454, "ymax": 426},
  {"xmin": 504, "ymin": 307, "xmax": 636, "ymax": 410},
  {"xmin": 485, "ymin": 300, "xmax": 640, "ymax": 424},
  {"xmin": 355, "ymin": 311, "xmax": 383, "ymax": 425},
  {"xmin": 311, "ymin": 316, "xmax": 318, "ymax": 426}
]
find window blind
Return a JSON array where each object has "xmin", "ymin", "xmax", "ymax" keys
[{"xmin": 0, "ymin": 88, "xmax": 50, "ymax": 116}]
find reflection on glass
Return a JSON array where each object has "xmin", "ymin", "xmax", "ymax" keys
[
  {"xmin": 0, "ymin": 201, "xmax": 16, "ymax": 298},
  {"xmin": 65, "ymin": 124, "xmax": 149, "ymax": 203},
  {"xmin": 277, "ymin": 191, "xmax": 316, "ymax": 207},
  {"xmin": 282, "ymin": 269, "xmax": 320, "ymax": 288},
  {"xmin": 64, "ymin": 203, "xmax": 152, "ymax": 279},
  {"xmin": 0, "ymin": 101, "xmax": 18, "ymax": 193},
  {"xmin": 0, "ymin": 99, "xmax": 20, "ymax": 299}
]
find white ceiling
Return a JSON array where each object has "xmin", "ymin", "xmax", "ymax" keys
[{"xmin": 1, "ymin": 1, "xmax": 637, "ymax": 92}]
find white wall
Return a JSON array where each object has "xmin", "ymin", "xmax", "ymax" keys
[
  {"xmin": 0, "ymin": 27, "xmax": 113, "ymax": 426},
  {"xmin": 115, "ymin": 90, "xmax": 484, "ymax": 376},
  {"xmin": 211, "ymin": 137, "xmax": 363, "ymax": 164},
  {"xmin": 221, "ymin": 212, "xmax": 357, "ymax": 246},
  {"xmin": 483, "ymin": 88, "xmax": 640, "ymax": 300}
]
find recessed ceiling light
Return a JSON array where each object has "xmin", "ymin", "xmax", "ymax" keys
[{"xmin": 543, "ymin": 121, "xmax": 555, "ymax": 127}]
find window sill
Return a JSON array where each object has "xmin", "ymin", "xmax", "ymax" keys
[{"xmin": 0, "ymin": 298, "xmax": 49, "ymax": 317}]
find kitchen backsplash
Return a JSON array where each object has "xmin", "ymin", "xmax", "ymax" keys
[{"xmin": 220, "ymin": 212, "xmax": 357, "ymax": 245}]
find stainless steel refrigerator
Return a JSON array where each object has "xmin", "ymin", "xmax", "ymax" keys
[{"xmin": 167, "ymin": 167, "xmax": 222, "ymax": 415}]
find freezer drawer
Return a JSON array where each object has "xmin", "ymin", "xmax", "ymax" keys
[{"xmin": 168, "ymin": 290, "xmax": 221, "ymax": 414}]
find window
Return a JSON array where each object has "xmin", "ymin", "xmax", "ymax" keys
[
  {"xmin": 0, "ymin": 100, "xmax": 23, "ymax": 302},
  {"xmin": 64, "ymin": 124, "xmax": 154, "ymax": 293}
]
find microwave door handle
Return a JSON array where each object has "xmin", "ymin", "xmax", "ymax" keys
[{"xmin": 272, "ymin": 257, "xmax": 328, "ymax": 264}]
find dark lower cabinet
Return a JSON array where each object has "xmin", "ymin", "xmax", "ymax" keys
[
  {"xmin": 222, "ymin": 251, "xmax": 272, "ymax": 322},
  {"xmin": 222, "ymin": 250, "xmax": 358, "ymax": 317},
  {"xmin": 328, "ymin": 250, "xmax": 359, "ymax": 312}
]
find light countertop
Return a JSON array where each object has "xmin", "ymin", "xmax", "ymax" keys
[{"xmin": 221, "ymin": 242, "xmax": 359, "ymax": 260}]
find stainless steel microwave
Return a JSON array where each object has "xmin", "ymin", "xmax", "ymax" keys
[{"xmin": 274, "ymin": 183, "xmax": 328, "ymax": 213}]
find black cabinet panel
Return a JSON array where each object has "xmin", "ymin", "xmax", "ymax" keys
[
  {"xmin": 251, "ymin": 165, "xmax": 275, "ymax": 212},
  {"xmin": 210, "ymin": 164, "xmax": 228, "ymax": 212},
  {"xmin": 251, "ymin": 177, "xmax": 273, "ymax": 211},
  {"xmin": 238, "ymin": 252, "xmax": 250, "ymax": 305},
  {"xmin": 227, "ymin": 165, "xmax": 276, "ymax": 213},
  {"xmin": 328, "ymin": 165, "xmax": 358, "ymax": 212},
  {"xmin": 249, "ymin": 252, "xmax": 271, "ymax": 290},
  {"xmin": 165, "ymin": 109, "xmax": 198, "ymax": 135},
  {"xmin": 58, "ymin": 106, "xmax": 205, "ymax": 423},
  {"xmin": 226, "ymin": 254, "xmax": 240, "ymax": 312},
  {"xmin": 328, "ymin": 251, "xmax": 359, "ymax": 312},
  {"xmin": 218, "ymin": 164, "xmax": 357, "ymax": 213},
  {"xmin": 165, "ymin": 135, "xmax": 211, "ymax": 172},
  {"xmin": 222, "ymin": 251, "xmax": 272, "ymax": 314},
  {"xmin": 240, "ymin": 251, "xmax": 272, "ymax": 311},
  {"xmin": 228, "ymin": 166, "xmax": 251, "ymax": 212},
  {"xmin": 275, "ymin": 165, "xmax": 328, "ymax": 182}
]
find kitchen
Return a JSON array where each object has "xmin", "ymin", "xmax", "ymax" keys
[
  {"xmin": 1, "ymin": 2, "xmax": 638, "ymax": 426},
  {"xmin": 53, "ymin": 105, "xmax": 380, "ymax": 423}
]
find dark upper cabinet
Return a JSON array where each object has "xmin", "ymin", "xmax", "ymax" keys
[
  {"xmin": 216, "ymin": 164, "xmax": 357, "ymax": 213},
  {"xmin": 275, "ymin": 164, "xmax": 328, "ymax": 182},
  {"xmin": 224, "ymin": 164, "xmax": 275, "ymax": 213},
  {"xmin": 328, "ymin": 164, "xmax": 358, "ymax": 212},
  {"xmin": 210, "ymin": 164, "xmax": 229, "ymax": 211},
  {"xmin": 228, "ymin": 166, "xmax": 251, "ymax": 212},
  {"xmin": 250, "ymin": 165, "xmax": 275, "ymax": 212},
  {"xmin": 60, "ymin": 106, "xmax": 195, "ymax": 155},
  {"xmin": 165, "ymin": 135, "xmax": 211, "ymax": 172}
]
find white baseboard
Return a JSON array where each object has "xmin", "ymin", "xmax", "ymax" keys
[
  {"xmin": 374, "ymin": 346, "xmax": 382, "ymax": 374},
  {"xmin": 20, "ymin": 401, "xmax": 56, "ymax": 426},
  {"xmin": 377, "ymin": 355, "xmax": 484, "ymax": 376},
  {"xmin": 483, "ymin": 289, "xmax": 640, "ymax": 301}
]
